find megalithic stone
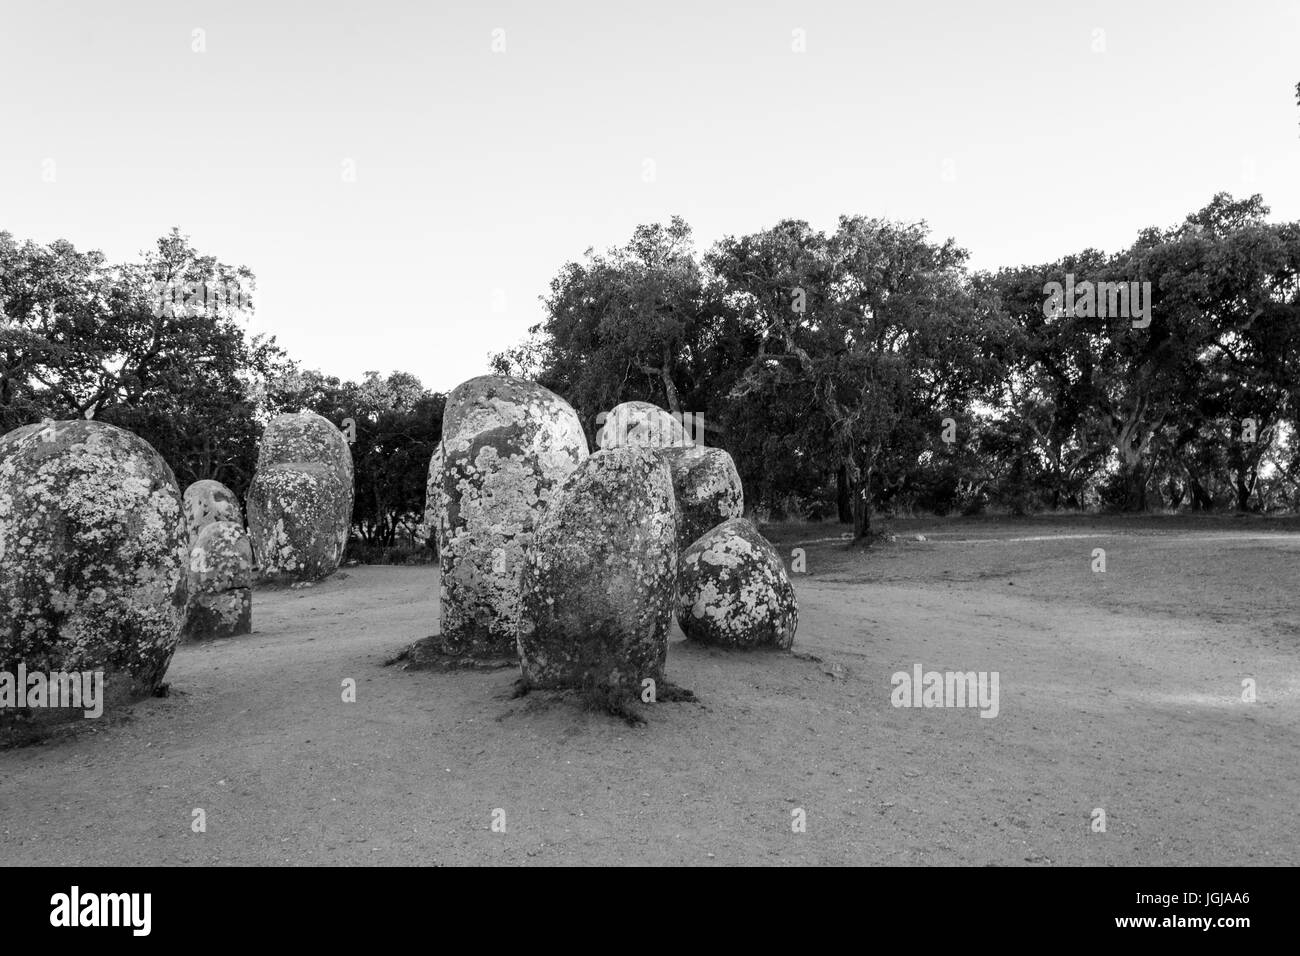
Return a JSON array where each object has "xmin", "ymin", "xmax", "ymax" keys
[
  {"xmin": 438, "ymin": 375, "xmax": 588, "ymax": 657},
  {"xmin": 185, "ymin": 521, "xmax": 253, "ymax": 640},
  {"xmin": 659, "ymin": 445, "xmax": 744, "ymax": 551},
  {"xmin": 246, "ymin": 410, "xmax": 354, "ymax": 583},
  {"xmin": 0, "ymin": 420, "xmax": 188, "ymax": 713},
  {"xmin": 518, "ymin": 447, "xmax": 679, "ymax": 696},
  {"xmin": 421, "ymin": 442, "xmax": 445, "ymax": 553},
  {"xmin": 183, "ymin": 479, "xmax": 243, "ymax": 539},
  {"xmin": 676, "ymin": 518, "xmax": 798, "ymax": 650}
]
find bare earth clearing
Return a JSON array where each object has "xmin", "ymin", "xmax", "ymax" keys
[{"xmin": 2, "ymin": 515, "xmax": 1297, "ymax": 866}]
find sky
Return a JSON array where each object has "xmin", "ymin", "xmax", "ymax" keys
[{"xmin": 1, "ymin": 0, "xmax": 1297, "ymax": 393}]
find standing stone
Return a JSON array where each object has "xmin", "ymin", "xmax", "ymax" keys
[
  {"xmin": 0, "ymin": 420, "xmax": 188, "ymax": 708},
  {"xmin": 421, "ymin": 442, "xmax": 445, "ymax": 553},
  {"xmin": 185, "ymin": 521, "xmax": 253, "ymax": 639},
  {"xmin": 519, "ymin": 447, "xmax": 678, "ymax": 695},
  {"xmin": 257, "ymin": 409, "xmax": 354, "ymax": 483},
  {"xmin": 247, "ymin": 411, "xmax": 353, "ymax": 583},
  {"xmin": 247, "ymin": 464, "xmax": 350, "ymax": 582},
  {"xmin": 676, "ymin": 518, "xmax": 798, "ymax": 649},
  {"xmin": 597, "ymin": 400, "xmax": 696, "ymax": 450},
  {"xmin": 439, "ymin": 376, "xmax": 588, "ymax": 657},
  {"xmin": 661, "ymin": 446, "xmax": 744, "ymax": 550},
  {"xmin": 183, "ymin": 479, "xmax": 242, "ymax": 538}
]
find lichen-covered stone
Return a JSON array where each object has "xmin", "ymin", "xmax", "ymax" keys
[
  {"xmin": 0, "ymin": 420, "xmax": 188, "ymax": 703},
  {"xmin": 519, "ymin": 447, "xmax": 678, "ymax": 694},
  {"xmin": 186, "ymin": 589, "xmax": 252, "ymax": 640},
  {"xmin": 661, "ymin": 446, "xmax": 743, "ymax": 550},
  {"xmin": 184, "ymin": 518, "xmax": 252, "ymax": 635},
  {"xmin": 183, "ymin": 479, "xmax": 242, "ymax": 538},
  {"xmin": 0, "ymin": 422, "xmax": 43, "ymax": 462},
  {"xmin": 258, "ymin": 410, "xmax": 354, "ymax": 483},
  {"xmin": 420, "ymin": 442, "xmax": 445, "ymax": 551},
  {"xmin": 246, "ymin": 463, "xmax": 351, "ymax": 582},
  {"xmin": 187, "ymin": 521, "xmax": 253, "ymax": 593},
  {"xmin": 597, "ymin": 401, "xmax": 696, "ymax": 450},
  {"xmin": 439, "ymin": 375, "xmax": 588, "ymax": 656},
  {"xmin": 676, "ymin": 517, "xmax": 797, "ymax": 650},
  {"xmin": 247, "ymin": 410, "xmax": 353, "ymax": 582}
]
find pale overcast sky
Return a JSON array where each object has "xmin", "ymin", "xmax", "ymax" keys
[{"xmin": 2, "ymin": 0, "xmax": 1297, "ymax": 392}]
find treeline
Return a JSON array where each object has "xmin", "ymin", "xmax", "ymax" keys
[
  {"xmin": 492, "ymin": 193, "xmax": 1300, "ymax": 536},
  {"xmin": 4, "ymin": 193, "xmax": 1299, "ymax": 551},
  {"xmin": 0, "ymin": 229, "xmax": 444, "ymax": 548}
]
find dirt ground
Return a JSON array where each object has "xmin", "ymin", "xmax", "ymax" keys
[{"xmin": 2, "ymin": 514, "xmax": 1298, "ymax": 866}]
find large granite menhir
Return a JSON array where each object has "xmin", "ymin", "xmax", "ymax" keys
[
  {"xmin": 247, "ymin": 411, "xmax": 354, "ymax": 583},
  {"xmin": 438, "ymin": 375, "xmax": 588, "ymax": 658},
  {"xmin": 519, "ymin": 447, "xmax": 679, "ymax": 697}
]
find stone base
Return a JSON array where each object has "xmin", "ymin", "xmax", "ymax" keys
[
  {"xmin": 384, "ymin": 633, "xmax": 518, "ymax": 672},
  {"xmin": 185, "ymin": 589, "xmax": 252, "ymax": 640}
]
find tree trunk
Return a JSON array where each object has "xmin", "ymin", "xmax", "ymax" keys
[
  {"xmin": 836, "ymin": 464, "xmax": 852, "ymax": 524},
  {"xmin": 851, "ymin": 467, "xmax": 872, "ymax": 542},
  {"xmin": 1117, "ymin": 461, "xmax": 1149, "ymax": 512},
  {"xmin": 659, "ymin": 346, "xmax": 681, "ymax": 415},
  {"xmin": 1166, "ymin": 479, "xmax": 1184, "ymax": 510},
  {"xmin": 1235, "ymin": 472, "xmax": 1254, "ymax": 512},
  {"xmin": 1189, "ymin": 476, "xmax": 1213, "ymax": 511},
  {"xmin": 1107, "ymin": 400, "xmax": 1161, "ymax": 513},
  {"xmin": 1049, "ymin": 440, "xmax": 1064, "ymax": 511}
]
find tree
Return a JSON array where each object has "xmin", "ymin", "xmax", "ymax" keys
[
  {"xmin": 710, "ymin": 217, "xmax": 1011, "ymax": 539},
  {"xmin": 0, "ymin": 228, "xmax": 289, "ymax": 500},
  {"xmin": 297, "ymin": 371, "xmax": 445, "ymax": 547},
  {"xmin": 507, "ymin": 217, "xmax": 725, "ymax": 446}
]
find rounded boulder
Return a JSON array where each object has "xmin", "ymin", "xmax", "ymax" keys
[
  {"xmin": 597, "ymin": 401, "xmax": 696, "ymax": 451},
  {"xmin": 258, "ymin": 409, "xmax": 354, "ymax": 482},
  {"xmin": 0, "ymin": 420, "xmax": 188, "ymax": 700},
  {"xmin": 248, "ymin": 410, "xmax": 353, "ymax": 582},
  {"xmin": 183, "ymin": 479, "xmax": 242, "ymax": 538},
  {"xmin": 519, "ymin": 447, "xmax": 678, "ymax": 694},
  {"xmin": 661, "ymin": 446, "xmax": 744, "ymax": 549},
  {"xmin": 246, "ymin": 463, "xmax": 351, "ymax": 581},
  {"xmin": 676, "ymin": 517, "xmax": 798, "ymax": 650}
]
